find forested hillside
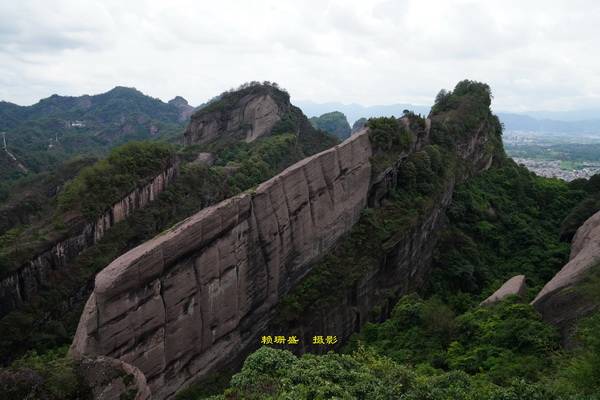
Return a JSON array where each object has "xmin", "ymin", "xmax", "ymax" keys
[{"xmin": 0, "ymin": 87, "xmax": 193, "ymax": 185}]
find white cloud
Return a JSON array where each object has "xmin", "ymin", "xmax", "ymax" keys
[{"xmin": 0, "ymin": 0, "xmax": 599, "ymax": 112}]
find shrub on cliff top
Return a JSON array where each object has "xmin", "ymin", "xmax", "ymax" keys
[{"xmin": 58, "ymin": 141, "xmax": 175, "ymax": 220}]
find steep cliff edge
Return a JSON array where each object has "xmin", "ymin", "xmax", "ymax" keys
[
  {"xmin": 0, "ymin": 160, "xmax": 179, "ymax": 318},
  {"xmin": 532, "ymin": 210, "xmax": 600, "ymax": 336},
  {"xmin": 0, "ymin": 82, "xmax": 338, "ymax": 366},
  {"xmin": 71, "ymin": 131, "xmax": 372, "ymax": 398},
  {"xmin": 70, "ymin": 81, "xmax": 502, "ymax": 399}
]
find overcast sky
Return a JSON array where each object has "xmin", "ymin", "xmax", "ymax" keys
[{"xmin": 1, "ymin": 0, "xmax": 599, "ymax": 112}]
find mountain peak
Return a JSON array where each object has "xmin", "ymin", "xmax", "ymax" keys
[{"xmin": 168, "ymin": 96, "xmax": 189, "ymax": 107}]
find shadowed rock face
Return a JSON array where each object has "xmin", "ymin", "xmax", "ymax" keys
[
  {"xmin": 532, "ymin": 210, "xmax": 600, "ymax": 335},
  {"xmin": 183, "ymin": 86, "xmax": 289, "ymax": 146},
  {"xmin": 481, "ymin": 275, "xmax": 527, "ymax": 306},
  {"xmin": 71, "ymin": 131, "xmax": 373, "ymax": 399}
]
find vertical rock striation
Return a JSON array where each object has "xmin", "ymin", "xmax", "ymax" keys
[
  {"xmin": 71, "ymin": 131, "xmax": 373, "ymax": 398},
  {"xmin": 0, "ymin": 163, "xmax": 179, "ymax": 318},
  {"xmin": 71, "ymin": 114, "xmax": 496, "ymax": 398}
]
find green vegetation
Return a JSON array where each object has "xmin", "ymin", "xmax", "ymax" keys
[
  {"xmin": 309, "ymin": 111, "xmax": 352, "ymax": 139},
  {"xmin": 275, "ymin": 143, "xmax": 451, "ymax": 326},
  {"xmin": 560, "ymin": 175, "xmax": 600, "ymax": 241},
  {"xmin": 506, "ymin": 143, "xmax": 600, "ymax": 163},
  {"xmin": 0, "ymin": 86, "xmax": 188, "ymax": 184},
  {"xmin": 367, "ymin": 116, "xmax": 414, "ymax": 175},
  {"xmin": 201, "ymin": 81, "xmax": 600, "ymax": 399},
  {"xmin": 429, "ymin": 161, "xmax": 584, "ymax": 304},
  {"xmin": 58, "ymin": 141, "xmax": 175, "ymax": 219},
  {"xmin": 205, "ymin": 160, "xmax": 600, "ymax": 400},
  {"xmin": 0, "ymin": 346, "xmax": 89, "ymax": 399},
  {"xmin": 199, "ymin": 81, "xmax": 289, "ymax": 114}
]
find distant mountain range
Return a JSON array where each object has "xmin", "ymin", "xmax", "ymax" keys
[
  {"xmin": 296, "ymin": 101, "xmax": 432, "ymax": 127},
  {"xmin": 496, "ymin": 112, "xmax": 600, "ymax": 134},
  {"xmin": 0, "ymin": 87, "xmax": 195, "ymax": 182},
  {"xmin": 296, "ymin": 100, "xmax": 600, "ymax": 135}
]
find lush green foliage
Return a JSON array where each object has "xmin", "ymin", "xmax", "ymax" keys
[
  {"xmin": 0, "ymin": 86, "xmax": 187, "ymax": 183},
  {"xmin": 1, "ymin": 346, "xmax": 89, "ymax": 399},
  {"xmin": 559, "ymin": 175, "xmax": 600, "ymax": 241},
  {"xmin": 309, "ymin": 111, "xmax": 352, "ymax": 139},
  {"xmin": 429, "ymin": 160, "xmax": 583, "ymax": 304},
  {"xmin": 58, "ymin": 141, "xmax": 175, "ymax": 219},
  {"xmin": 207, "ymin": 345, "xmax": 559, "ymax": 400},
  {"xmin": 346, "ymin": 295, "xmax": 559, "ymax": 383},
  {"xmin": 276, "ymin": 143, "xmax": 452, "ymax": 325},
  {"xmin": 367, "ymin": 116, "xmax": 414, "ymax": 175}
]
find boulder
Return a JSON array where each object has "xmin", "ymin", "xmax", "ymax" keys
[
  {"xmin": 532, "ymin": 210, "xmax": 600, "ymax": 334},
  {"xmin": 480, "ymin": 275, "xmax": 527, "ymax": 305}
]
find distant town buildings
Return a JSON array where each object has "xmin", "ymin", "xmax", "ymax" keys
[{"xmin": 513, "ymin": 158, "xmax": 600, "ymax": 181}]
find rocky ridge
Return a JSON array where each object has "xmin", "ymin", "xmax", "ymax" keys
[
  {"xmin": 533, "ymin": 210, "xmax": 600, "ymax": 335},
  {"xmin": 0, "ymin": 162, "xmax": 179, "ymax": 318},
  {"xmin": 71, "ymin": 111, "xmax": 498, "ymax": 398},
  {"xmin": 71, "ymin": 129, "xmax": 372, "ymax": 398}
]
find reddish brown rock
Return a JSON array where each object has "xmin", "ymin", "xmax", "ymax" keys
[{"xmin": 71, "ymin": 131, "xmax": 373, "ymax": 399}]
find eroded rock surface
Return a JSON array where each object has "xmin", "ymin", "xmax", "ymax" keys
[
  {"xmin": 532, "ymin": 210, "xmax": 600, "ymax": 334},
  {"xmin": 71, "ymin": 132, "xmax": 372, "ymax": 398},
  {"xmin": 71, "ymin": 98, "xmax": 500, "ymax": 398},
  {"xmin": 184, "ymin": 86, "xmax": 288, "ymax": 146},
  {"xmin": 481, "ymin": 275, "xmax": 527, "ymax": 306},
  {"xmin": 0, "ymin": 162, "xmax": 179, "ymax": 318}
]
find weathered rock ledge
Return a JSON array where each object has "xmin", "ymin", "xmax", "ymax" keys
[{"xmin": 0, "ymin": 162, "xmax": 179, "ymax": 318}]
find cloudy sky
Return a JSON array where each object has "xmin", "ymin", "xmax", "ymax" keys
[{"xmin": 1, "ymin": 0, "xmax": 599, "ymax": 112}]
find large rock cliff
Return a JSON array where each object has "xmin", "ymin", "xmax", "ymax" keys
[
  {"xmin": 71, "ymin": 83, "xmax": 501, "ymax": 399},
  {"xmin": 71, "ymin": 131, "xmax": 372, "ymax": 398},
  {"xmin": 0, "ymin": 163, "xmax": 178, "ymax": 318},
  {"xmin": 532, "ymin": 210, "xmax": 600, "ymax": 336}
]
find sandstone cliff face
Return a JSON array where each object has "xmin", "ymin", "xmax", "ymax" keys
[
  {"xmin": 71, "ymin": 131, "xmax": 372, "ymax": 398},
  {"xmin": 71, "ymin": 112, "xmax": 496, "ymax": 398},
  {"xmin": 532, "ymin": 210, "xmax": 600, "ymax": 335},
  {"xmin": 0, "ymin": 163, "xmax": 179, "ymax": 318},
  {"xmin": 266, "ymin": 117, "xmax": 495, "ymax": 357},
  {"xmin": 184, "ymin": 88, "xmax": 287, "ymax": 146}
]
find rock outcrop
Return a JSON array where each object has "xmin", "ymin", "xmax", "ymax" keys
[
  {"xmin": 0, "ymin": 162, "xmax": 179, "ymax": 318},
  {"xmin": 71, "ymin": 84, "xmax": 501, "ymax": 399},
  {"xmin": 532, "ymin": 210, "xmax": 600, "ymax": 335},
  {"xmin": 168, "ymin": 96, "xmax": 195, "ymax": 122},
  {"xmin": 77, "ymin": 356, "xmax": 151, "ymax": 400},
  {"xmin": 184, "ymin": 84, "xmax": 291, "ymax": 146},
  {"xmin": 481, "ymin": 275, "xmax": 527, "ymax": 306},
  {"xmin": 71, "ymin": 130, "xmax": 372, "ymax": 398}
]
